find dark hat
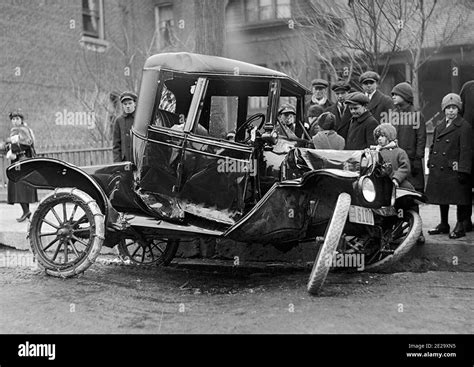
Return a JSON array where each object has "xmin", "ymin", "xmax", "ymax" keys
[
  {"xmin": 331, "ymin": 81, "xmax": 351, "ymax": 92},
  {"xmin": 9, "ymin": 110, "xmax": 24, "ymax": 120},
  {"xmin": 345, "ymin": 92, "xmax": 370, "ymax": 105},
  {"xmin": 308, "ymin": 104, "xmax": 324, "ymax": 118},
  {"xmin": 278, "ymin": 104, "xmax": 296, "ymax": 115},
  {"xmin": 311, "ymin": 78, "xmax": 329, "ymax": 88},
  {"xmin": 391, "ymin": 82, "xmax": 413, "ymax": 104},
  {"xmin": 120, "ymin": 91, "xmax": 138, "ymax": 103},
  {"xmin": 374, "ymin": 123, "xmax": 397, "ymax": 141},
  {"xmin": 359, "ymin": 71, "xmax": 380, "ymax": 84},
  {"xmin": 317, "ymin": 112, "xmax": 336, "ymax": 131}
]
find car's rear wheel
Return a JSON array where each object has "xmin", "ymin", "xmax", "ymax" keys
[
  {"xmin": 307, "ymin": 193, "xmax": 351, "ymax": 295},
  {"xmin": 29, "ymin": 188, "xmax": 105, "ymax": 278},
  {"xmin": 118, "ymin": 237, "xmax": 179, "ymax": 266},
  {"xmin": 365, "ymin": 209, "xmax": 421, "ymax": 270}
]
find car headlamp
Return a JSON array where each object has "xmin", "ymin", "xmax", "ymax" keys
[{"xmin": 359, "ymin": 176, "xmax": 376, "ymax": 203}]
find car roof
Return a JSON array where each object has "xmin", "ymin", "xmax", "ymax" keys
[{"xmin": 144, "ymin": 52, "xmax": 310, "ymax": 94}]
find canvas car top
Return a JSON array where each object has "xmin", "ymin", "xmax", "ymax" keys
[{"xmin": 144, "ymin": 52, "xmax": 309, "ymax": 92}]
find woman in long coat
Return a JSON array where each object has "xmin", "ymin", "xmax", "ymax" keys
[
  {"xmin": 5, "ymin": 111, "xmax": 38, "ymax": 221},
  {"xmin": 460, "ymin": 80, "xmax": 474, "ymax": 231},
  {"xmin": 425, "ymin": 94, "xmax": 472, "ymax": 239}
]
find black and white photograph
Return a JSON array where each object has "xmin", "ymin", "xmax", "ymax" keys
[{"xmin": 0, "ymin": 0, "xmax": 473, "ymax": 363}]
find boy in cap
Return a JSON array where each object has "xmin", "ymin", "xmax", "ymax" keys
[
  {"xmin": 344, "ymin": 92, "xmax": 379, "ymax": 150},
  {"xmin": 309, "ymin": 79, "xmax": 333, "ymax": 109},
  {"xmin": 360, "ymin": 71, "xmax": 393, "ymax": 122},
  {"xmin": 311, "ymin": 112, "xmax": 345, "ymax": 150},
  {"xmin": 326, "ymin": 81, "xmax": 352, "ymax": 140},
  {"xmin": 307, "ymin": 104, "xmax": 325, "ymax": 137},
  {"xmin": 390, "ymin": 82, "xmax": 426, "ymax": 193},
  {"xmin": 113, "ymin": 91, "xmax": 137, "ymax": 162},
  {"xmin": 425, "ymin": 93, "xmax": 472, "ymax": 239}
]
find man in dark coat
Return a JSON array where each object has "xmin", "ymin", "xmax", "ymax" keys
[
  {"xmin": 360, "ymin": 71, "xmax": 394, "ymax": 123},
  {"xmin": 344, "ymin": 92, "xmax": 379, "ymax": 150},
  {"xmin": 390, "ymin": 82, "xmax": 427, "ymax": 192},
  {"xmin": 459, "ymin": 80, "xmax": 474, "ymax": 231},
  {"xmin": 426, "ymin": 93, "xmax": 472, "ymax": 239},
  {"xmin": 113, "ymin": 91, "xmax": 137, "ymax": 162},
  {"xmin": 326, "ymin": 81, "xmax": 352, "ymax": 140}
]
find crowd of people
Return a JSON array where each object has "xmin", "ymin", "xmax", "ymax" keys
[
  {"xmin": 277, "ymin": 71, "xmax": 473, "ymax": 240},
  {"xmin": 3, "ymin": 72, "xmax": 473, "ymax": 240}
]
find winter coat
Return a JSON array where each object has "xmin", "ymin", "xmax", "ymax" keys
[
  {"xmin": 345, "ymin": 111, "xmax": 379, "ymax": 150},
  {"xmin": 326, "ymin": 102, "xmax": 352, "ymax": 140},
  {"xmin": 312, "ymin": 130, "xmax": 345, "ymax": 150},
  {"xmin": 388, "ymin": 103, "xmax": 426, "ymax": 191},
  {"xmin": 7, "ymin": 124, "xmax": 38, "ymax": 204},
  {"xmin": 460, "ymin": 80, "xmax": 474, "ymax": 186},
  {"xmin": 425, "ymin": 116, "xmax": 472, "ymax": 205},
  {"xmin": 113, "ymin": 112, "xmax": 134, "ymax": 162},
  {"xmin": 375, "ymin": 141, "xmax": 413, "ymax": 189},
  {"xmin": 367, "ymin": 90, "xmax": 394, "ymax": 123}
]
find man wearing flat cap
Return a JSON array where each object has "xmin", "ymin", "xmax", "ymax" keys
[
  {"xmin": 326, "ymin": 81, "xmax": 352, "ymax": 140},
  {"xmin": 344, "ymin": 92, "xmax": 379, "ymax": 150},
  {"xmin": 309, "ymin": 78, "xmax": 333, "ymax": 109},
  {"xmin": 113, "ymin": 91, "xmax": 138, "ymax": 162},
  {"xmin": 359, "ymin": 71, "xmax": 393, "ymax": 123}
]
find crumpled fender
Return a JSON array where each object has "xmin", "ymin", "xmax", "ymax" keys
[{"xmin": 6, "ymin": 157, "xmax": 111, "ymax": 220}]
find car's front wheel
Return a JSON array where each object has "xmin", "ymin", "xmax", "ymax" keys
[
  {"xmin": 307, "ymin": 193, "xmax": 351, "ymax": 295},
  {"xmin": 29, "ymin": 188, "xmax": 105, "ymax": 278},
  {"xmin": 364, "ymin": 209, "xmax": 421, "ymax": 270}
]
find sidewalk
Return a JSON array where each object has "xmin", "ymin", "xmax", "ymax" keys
[{"xmin": 0, "ymin": 196, "xmax": 472, "ymax": 271}]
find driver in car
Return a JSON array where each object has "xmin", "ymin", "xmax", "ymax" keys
[{"xmin": 276, "ymin": 104, "xmax": 299, "ymax": 139}]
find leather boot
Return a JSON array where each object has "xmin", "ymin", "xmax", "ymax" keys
[
  {"xmin": 449, "ymin": 222, "xmax": 465, "ymax": 239},
  {"xmin": 428, "ymin": 223, "xmax": 450, "ymax": 235}
]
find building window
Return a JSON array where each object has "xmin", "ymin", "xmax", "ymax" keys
[
  {"xmin": 155, "ymin": 4, "xmax": 175, "ymax": 49},
  {"xmin": 244, "ymin": 0, "xmax": 291, "ymax": 22},
  {"xmin": 82, "ymin": 0, "xmax": 104, "ymax": 39}
]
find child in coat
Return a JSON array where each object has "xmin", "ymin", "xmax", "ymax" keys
[{"xmin": 311, "ymin": 112, "xmax": 345, "ymax": 150}]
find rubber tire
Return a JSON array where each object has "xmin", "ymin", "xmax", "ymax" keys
[
  {"xmin": 29, "ymin": 188, "xmax": 105, "ymax": 278},
  {"xmin": 307, "ymin": 193, "xmax": 351, "ymax": 295},
  {"xmin": 118, "ymin": 238, "xmax": 179, "ymax": 266},
  {"xmin": 365, "ymin": 209, "xmax": 422, "ymax": 271}
]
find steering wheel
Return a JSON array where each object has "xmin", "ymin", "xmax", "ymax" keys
[{"xmin": 235, "ymin": 113, "xmax": 266, "ymax": 139}]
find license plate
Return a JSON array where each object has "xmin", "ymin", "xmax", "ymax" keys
[{"xmin": 349, "ymin": 205, "xmax": 374, "ymax": 226}]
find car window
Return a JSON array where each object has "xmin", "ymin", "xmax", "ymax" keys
[
  {"xmin": 194, "ymin": 96, "xmax": 239, "ymax": 139},
  {"xmin": 151, "ymin": 84, "xmax": 184, "ymax": 129}
]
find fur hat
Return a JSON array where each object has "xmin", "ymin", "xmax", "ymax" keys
[
  {"xmin": 317, "ymin": 112, "xmax": 336, "ymax": 131},
  {"xmin": 391, "ymin": 82, "xmax": 413, "ymax": 104},
  {"xmin": 441, "ymin": 93, "xmax": 462, "ymax": 111},
  {"xmin": 373, "ymin": 123, "xmax": 397, "ymax": 141}
]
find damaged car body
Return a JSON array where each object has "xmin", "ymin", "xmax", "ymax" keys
[{"xmin": 7, "ymin": 52, "xmax": 425, "ymax": 294}]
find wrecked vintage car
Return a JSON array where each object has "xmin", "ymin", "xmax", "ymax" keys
[{"xmin": 7, "ymin": 52, "xmax": 425, "ymax": 294}]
